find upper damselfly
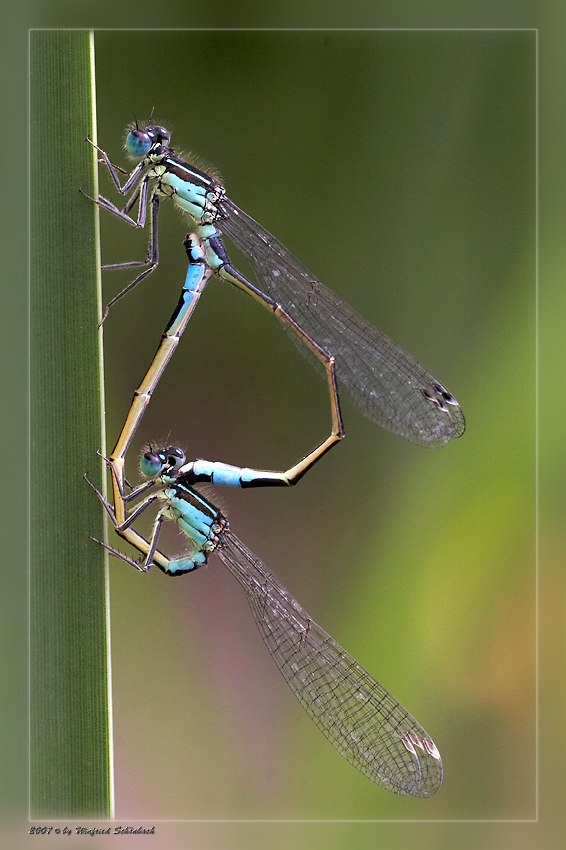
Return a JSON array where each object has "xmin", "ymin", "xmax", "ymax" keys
[
  {"xmin": 87, "ymin": 445, "xmax": 443, "ymax": 798},
  {"xmin": 85, "ymin": 121, "xmax": 465, "ymax": 449}
]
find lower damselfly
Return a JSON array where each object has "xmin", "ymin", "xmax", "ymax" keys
[
  {"xmin": 86, "ymin": 446, "xmax": 443, "ymax": 797},
  {"xmin": 84, "ymin": 121, "xmax": 465, "ymax": 449}
]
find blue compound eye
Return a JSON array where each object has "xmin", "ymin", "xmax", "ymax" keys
[
  {"xmin": 126, "ymin": 129, "xmax": 153, "ymax": 157},
  {"xmin": 141, "ymin": 450, "xmax": 167, "ymax": 478}
]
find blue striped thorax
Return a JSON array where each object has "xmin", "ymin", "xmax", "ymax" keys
[{"xmin": 126, "ymin": 124, "xmax": 225, "ymax": 225}]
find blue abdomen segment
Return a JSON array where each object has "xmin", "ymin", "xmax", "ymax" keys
[
  {"xmin": 191, "ymin": 460, "xmax": 288, "ymax": 488},
  {"xmin": 164, "ymin": 261, "xmax": 205, "ymax": 335},
  {"xmin": 193, "ymin": 460, "xmax": 245, "ymax": 488}
]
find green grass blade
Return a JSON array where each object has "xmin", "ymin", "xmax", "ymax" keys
[{"xmin": 29, "ymin": 30, "xmax": 112, "ymax": 818}]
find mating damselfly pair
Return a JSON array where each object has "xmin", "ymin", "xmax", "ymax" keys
[{"xmin": 87, "ymin": 119, "xmax": 464, "ymax": 797}]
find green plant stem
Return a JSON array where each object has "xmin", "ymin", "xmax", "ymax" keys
[{"xmin": 29, "ymin": 30, "xmax": 112, "ymax": 818}]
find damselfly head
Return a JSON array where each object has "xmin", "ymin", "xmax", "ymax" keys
[
  {"xmin": 125, "ymin": 123, "xmax": 171, "ymax": 158},
  {"xmin": 140, "ymin": 445, "xmax": 186, "ymax": 479}
]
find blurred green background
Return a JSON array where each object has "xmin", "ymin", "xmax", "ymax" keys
[{"xmin": 92, "ymin": 30, "xmax": 535, "ymax": 822}]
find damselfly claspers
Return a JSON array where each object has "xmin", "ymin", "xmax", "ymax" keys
[{"xmin": 107, "ymin": 233, "xmax": 343, "ymax": 527}]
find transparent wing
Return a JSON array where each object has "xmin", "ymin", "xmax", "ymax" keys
[
  {"xmin": 219, "ymin": 199, "xmax": 464, "ymax": 448},
  {"xmin": 217, "ymin": 530, "xmax": 442, "ymax": 796}
]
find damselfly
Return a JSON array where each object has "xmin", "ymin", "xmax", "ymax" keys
[
  {"xmin": 85, "ymin": 121, "xmax": 465, "ymax": 449},
  {"xmin": 86, "ymin": 446, "xmax": 443, "ymax": 797},
  {"xmin": 108, "ymin": 234, "xmax": 343, "ymax": 527}
]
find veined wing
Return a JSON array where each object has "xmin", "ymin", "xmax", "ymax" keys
[
  {"xmin": 219, "ymin": 199, "xmax": 464, "ymax": 448},
  {"xmin": 217, "ymin": 530, "xmax": 442, "ymax": 796}
]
